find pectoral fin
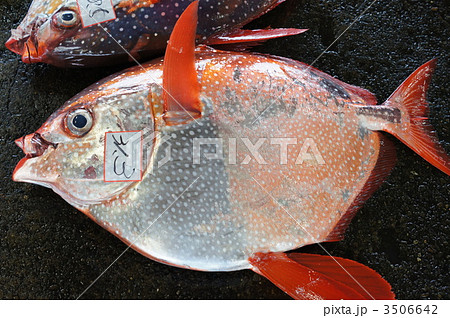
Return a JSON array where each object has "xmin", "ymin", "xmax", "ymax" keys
[
  {"xmin": 205, "ymin": 28, "xmax": 307, "ymax": 47},
  {"xmin": 249, "ymin": 252, "xmax": 395, "ymax": 300}
]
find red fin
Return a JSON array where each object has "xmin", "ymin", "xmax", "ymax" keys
[
  {"xmin": 205, "ymin": 28, "xmax": 307, "ymax": 46},
  {"xmin": 162, "ymin": 0, "xmax": 201, "ymax": 124},
  {"xmin": 382, "ymin": 59, "xmax": 450, "ymax": 175},
  {"xmin": 118, "ymin": 0, "xmax": 161, "ymax": 13},
  {"xmin": 287, "ymin": 253, "xmax": 395, "ymax": 300},
  {"xmin": 249, "ymin": 252, "xmax": 394, "ymax": 299},
  {"xmin": 325, "ymin": 134, "xmax": 396, "ymax": 241}
]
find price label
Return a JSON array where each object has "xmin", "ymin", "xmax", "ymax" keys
[
  {"xmin": 77, "ymin": 0, "xmax": 117, "ymax": 28},
  {"xmin": 104, "ymin": 131, "xmax": 143, "ymax": 182}
]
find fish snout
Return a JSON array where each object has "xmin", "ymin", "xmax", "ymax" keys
[
  {"xmin": 5, "ymin": 37, "xmax": 25, "ymax": 55},
  {"xmin": 6, "ymin": 15, "xmax": 48, "ymax": 63},
  {"xmin": 15, "ymin": 133, "xmax": 55, "ymax": 158},
  {"xmin": 6, "ymin": 36, "xmax": 44, "ymax": 64}
]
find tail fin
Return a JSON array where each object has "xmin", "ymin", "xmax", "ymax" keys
[
  {"xmin": 249, "ymin": 252, "xmax": 395, "ymax": 300},
  {"xmin": 382, "ymin": 59, "xmax": 450, "ymax": 175}
]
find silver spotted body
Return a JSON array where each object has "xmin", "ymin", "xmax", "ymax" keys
[{"xmin": 14, "ymin": 48, "xmax": 387, "ymax": 270}]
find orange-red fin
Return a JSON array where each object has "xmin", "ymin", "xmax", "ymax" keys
[
  {"xmin": 287, "ymin": 253, "xmax": 396, "ymax": 300},
  {"xmin": 325, "ymin": 134, "xmax": 396, "ymax": 241},
  {"xmin": 162, "ymin": 0, "xmax": 202, "ymax": 124},
  {"xmin": 249, "ymin": 252, "xmax": 395, "ymax": 300},
  {"xmin": 205, "ymin": 28, "xmax": 307, "ymax": 46},
  {"xmin": 118, "ymin": 0, "xmax": 161, "ymax": 13},
  {"xmin": 381, "ymin": 59, "xmax": 450, "ymax": 175}
]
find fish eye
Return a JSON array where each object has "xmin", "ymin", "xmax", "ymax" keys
[
  {"xmin": 54, "ymin": 10, "xmax": 78, "ymax": 28},
  {"xmin": 66, "ymin": 109, "xmax": 93, "ymax": 136}
]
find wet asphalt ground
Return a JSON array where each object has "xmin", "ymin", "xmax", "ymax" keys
[{"xmin": 0, "ymin": 0, "xmax": 449, "ymax": 299}]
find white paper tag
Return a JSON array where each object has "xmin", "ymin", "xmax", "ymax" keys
[
  {"xmin": 104, "ymin": 131, "xmax": 143, "ymax": 182},
  {"xmin": 77, "ymin": 0, "xmax": 117, "ymax": 28}
]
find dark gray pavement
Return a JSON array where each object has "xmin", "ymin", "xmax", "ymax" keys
[{"xmin": 0, "ymin": 0, "xmax": 448, "ymax": 299}]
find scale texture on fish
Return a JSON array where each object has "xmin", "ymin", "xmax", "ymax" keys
[
  {"xmin": 12, "ymin": 2, "xmax": 449, "ymax": 299},
  {"xmin": 5, "ymin": 0, "xmax": 304, "ymax": 67}
]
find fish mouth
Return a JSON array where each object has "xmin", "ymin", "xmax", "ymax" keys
[
  {"xmin": 6, "ymin": 15, "xmax": 48, "ymax": 64},
  {"xmin": 12, "ymin": 134, "xmax": 92, "ymax": 210},
  {"xmin": 6, "ymin": 36, "xmax": 45, "ymax": 64},
  {"xmin": 15, "ymin": 133, "xmax": 57, "ymax": 158},
  {"xmin": 5, "ymin": 37, "xmax": 24, "ymax": 55},
  {"xmin": 13, "ymin": 133, "xmax": 58, "ymax": 183}
]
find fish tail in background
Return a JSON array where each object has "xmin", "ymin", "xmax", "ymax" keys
[
  {"xmin": 382, "ymin": 59, "xmax": 450, "ymax": 175},
  {"xmin": 249, "ymin": 252, "xmax": 395, "ymax": 300}
]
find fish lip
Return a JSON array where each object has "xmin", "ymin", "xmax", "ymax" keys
[
  {"xmin": 5, "ymin": 37, "xmax": 24, "ymax": 55},
  {"xmin": 13, "ymin": 132, "xmax": 59, "ymax": 183},
  {"xmin": 6, "ymin": 36, "xmax": 46, "ymax": 64},
  {"xmin": 23, "ymin": 39, "xmax": 48, "ymax": 64},
  {"xmin": 22, "ymin": 49, "xmax": 45, "ymax": 64},
  {"xmin": 12, "ymin": 145, "xmax": 57, "ymax": 184},
  {"xmin": 12, "ymin": 157, "xmax": 32, "ymax": 182}
]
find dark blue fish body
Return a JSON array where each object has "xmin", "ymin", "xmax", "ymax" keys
[{"xmin": 6, "ymin": 0, "xmax": 295, "ymax": 67}]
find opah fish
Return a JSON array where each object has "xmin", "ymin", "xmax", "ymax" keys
[
  {"xmin": 5, "ymin": 0, "xmax": 304, "ymax": 67},
  {"xmin": 13, "ymin": 2, "xmax": 449, "ymax": 299}
]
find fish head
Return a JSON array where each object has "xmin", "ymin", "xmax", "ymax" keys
[
  {"xmin": 5, "ymin": 0, "xmax": 109, "ymax": 67},
  {"xmin": 12, "ymin": 83, "xmax": 154, "ymax": 209}
]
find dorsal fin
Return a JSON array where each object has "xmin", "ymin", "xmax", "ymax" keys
[{"xmin": 162, "ymin": 0, "xmax": 202, "ymax": 124}]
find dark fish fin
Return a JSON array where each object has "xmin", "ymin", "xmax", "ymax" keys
[
  {"xmin": 381, "ymin": 59, "xmax": 450, "ymax": 175},
  {"xmin": 249, "ymin": 252, "xmax": 393, "ymax": 299},
  {"xmin": 205, "ymin": 28, "xmax": 307, "ymax": 47},
  {"xmin": 287, "ymin": 253, "xmax": 395, "ymax": 300},
  {"xmin": 162, "ymin": 0, "xmax": 202, "ymax": 125},
  {"xmin": 325, "ymin": 134, "xmax": 396, "ymax": 241}
]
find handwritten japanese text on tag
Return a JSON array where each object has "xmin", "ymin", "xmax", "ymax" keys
[
  {"xmin": 104, "ymin": 131, "xmax": 143, "ymax": 182},
  {"xmin": 77, "ymin": 0, "xmax": 117, "ymax": 28}
]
